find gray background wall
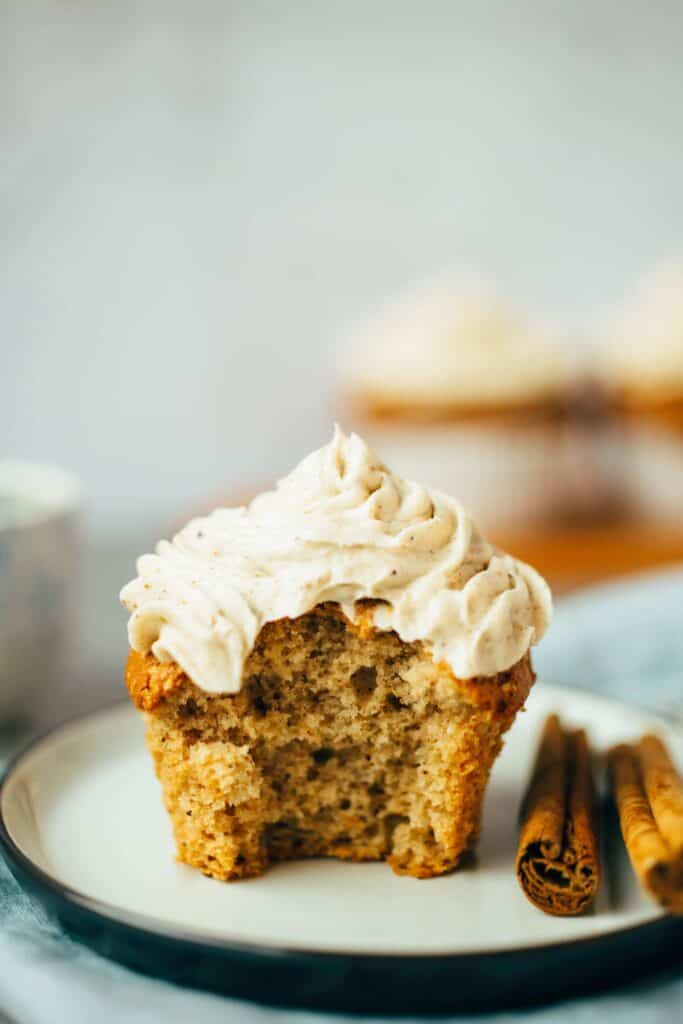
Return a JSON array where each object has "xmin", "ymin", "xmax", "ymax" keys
[{"xmin": 4, "ymin": 1, "xmax": 683, "ymax": 538}]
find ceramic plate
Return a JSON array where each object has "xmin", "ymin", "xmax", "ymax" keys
[{"xmin": 1, "ymin": 683, "xmax": 681, "ymax": 1013}]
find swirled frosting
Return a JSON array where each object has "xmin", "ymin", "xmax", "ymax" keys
[
  {"xmin": 340, "ymin": 279, "xmax": 569, "ymax": 407},
  {"xmin": 121, "ymin": 428, "xmax": 552, "ymax": 693}
]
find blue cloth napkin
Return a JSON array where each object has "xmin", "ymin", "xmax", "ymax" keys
[{"xmin": 1, "ymin": 569, "xmax": 682, "ymax": 1024}]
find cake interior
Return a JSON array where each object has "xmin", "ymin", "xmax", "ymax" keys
[{"xmin": 135, "ymin": 604, "xmax": 532, "ymax": 880}]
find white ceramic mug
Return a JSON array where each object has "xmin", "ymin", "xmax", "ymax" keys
[{"xmin": 0, "ymin": 461, "xmax": 81, "ymax": 721}]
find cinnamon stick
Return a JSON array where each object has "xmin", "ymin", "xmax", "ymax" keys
[
  {"xmin": 608, "ymin": 736, "xmax": 683, "ymax": 914},
  {"xmin": 516, "ymin": 714, "xmax": 600, "ymax": 915}
]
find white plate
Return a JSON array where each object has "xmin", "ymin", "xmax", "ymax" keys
[{"xmin": 1, "ymin": 682, "xmax": 681, "ymax": 1012}]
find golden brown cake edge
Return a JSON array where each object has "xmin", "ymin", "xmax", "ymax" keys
[{"xmin": 126, "ymin": 605, "xmax": 535, "ymax": 881}]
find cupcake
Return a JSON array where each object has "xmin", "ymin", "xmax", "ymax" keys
[
  {"xmin": 603, "ymin": 267, "xmax": 683, "ymax": 521},
  {"xmin": 121, "ymin": 428, "xmax": 551, "ymax": 881},
  {"xmin": 338, "ymin": 280, "xmax": 576, "ymax": 532}
]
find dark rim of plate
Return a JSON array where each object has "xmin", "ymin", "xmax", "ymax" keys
[{"xmin": 0, "ymin": 698, "xmax": 678, "ymax": 964}]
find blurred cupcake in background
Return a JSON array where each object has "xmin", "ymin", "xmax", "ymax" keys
[
  {"xmin": 338, "ymin": 278, "xmax": 583, "ymax": 534},
  {"xmin": 603, "ymin": 267, "xmax": 683, "ymax": 521}
]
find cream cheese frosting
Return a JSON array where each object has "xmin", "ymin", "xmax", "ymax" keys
[
  {"xmin": 121, "ymin": 428, "xmax": 552, "ymax": 693},
  {"xmin": 339, "ymin": 280, "xmax": 569, "ymax": 407},
  {"xmin": 605, "ymin": 267, "xmax": 683, "ymax": 396}
]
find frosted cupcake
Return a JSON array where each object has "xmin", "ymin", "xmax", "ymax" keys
[
  {"xmin": 338, "ymin": 280, "xmax": 576, "ymax": 532},
  {"xmin": 121, "ymin": 428, "xmax": 551, "ymax": 881},
  {"xmin": 603, "ymin": 267, "xmax": 683, "ymax": 520}
]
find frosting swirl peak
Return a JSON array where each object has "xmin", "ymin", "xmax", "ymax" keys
[{"xmin": 121, "ymin": 428, "xmax": 552, "ymax": 692}]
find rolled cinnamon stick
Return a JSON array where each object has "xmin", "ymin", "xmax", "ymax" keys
[
  {"xmin": 608, "ymin": 736, "xmax": 683, "ymax": 914},
  {"xmin": 516, "ymin": 714, "xmax": 600, "ymax": 915}
]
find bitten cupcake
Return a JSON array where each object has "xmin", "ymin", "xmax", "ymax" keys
[
  {"xmin": 121, "ymin": 428, "xmax": 551, "ymax": 881},
  {"xmin": 603, "ymin": 267, "xmax": 683, "ymax": 521},
  {"xmin": 338, "ymin": 280, "xmax": 576, "ymax": 532}
]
